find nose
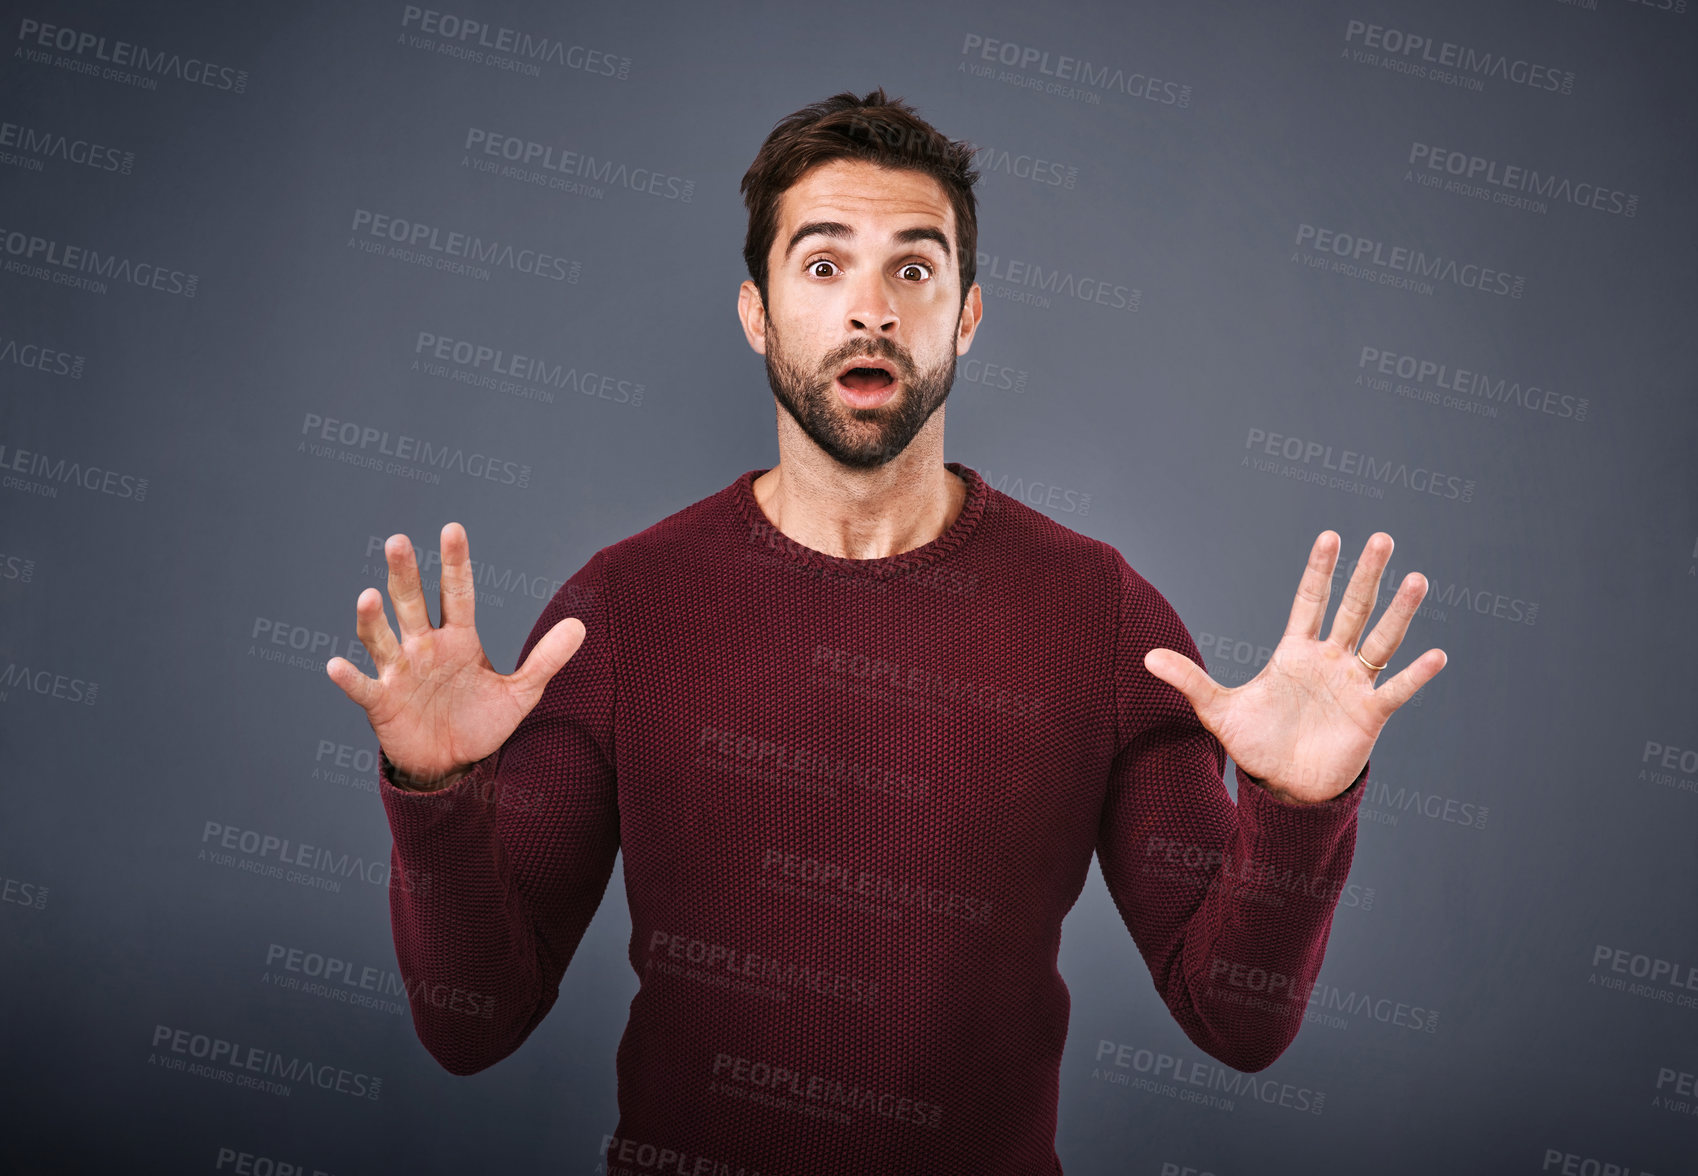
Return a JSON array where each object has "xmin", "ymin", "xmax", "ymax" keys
[{"xmin": 844, "ymin": 269, "xmax": 899, "ymax": 336}]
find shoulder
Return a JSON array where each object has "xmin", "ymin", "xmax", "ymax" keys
[
  {"xmin": 520, "ymin": 478, "xmax": 739, "ymax": 642},
  {"xmin": 970, "ymin": 471, "xmax": 1119, "ymax": 598},
  {"xmin": 973, "ymin": 475, "xmax": 1189, "ymax": 622},
  {"xmin": 978, "ymin": 477, "xmax": 1194, "ymax": 653},
  {"xmin": 594, "ymin": 475, "xmax": 747, "ymax": 583}
]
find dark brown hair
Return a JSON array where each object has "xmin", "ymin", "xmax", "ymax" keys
[{"xmin": 740, "ymin": 88, "xmax": 980, "ymax": 309}]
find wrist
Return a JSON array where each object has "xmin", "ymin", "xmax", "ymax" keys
[
  {"xmin": 382, "ymin": 751, "xmax": 471, "ymax": 793},
  {"xmin": 1245, "ymin": 773, "xmax": 1313, "ymax": 807},
  {"xmin": 1241, "ymin": 762, "xmax": 1368, "ymax": 807}
]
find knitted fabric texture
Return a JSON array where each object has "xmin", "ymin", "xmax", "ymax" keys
[{"xmin": 378, "ymin": 462, "xmax": 1366, "ymax": 1175}]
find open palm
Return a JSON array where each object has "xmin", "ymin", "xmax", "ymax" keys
[
  {"xmin": 326, "ymin": 524, "xmax": 586, "ymax": 789},
  {"xmin": 1144, "ymin": 531, "xmax": 1447, "ymax": 805}
]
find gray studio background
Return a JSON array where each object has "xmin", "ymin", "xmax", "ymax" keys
[{"xmin": 3, "ymin": 1, "xmax": 1696, "ymax": 1173}]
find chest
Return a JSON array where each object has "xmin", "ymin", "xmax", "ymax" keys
[{"xmin": 611, "ymin": 577, "xmax": 1116, "ymax": 916}]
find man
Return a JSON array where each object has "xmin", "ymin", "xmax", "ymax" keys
[{"xmin": 326, "ymin": 88, "xmax": 1445, "ymax": 1175}]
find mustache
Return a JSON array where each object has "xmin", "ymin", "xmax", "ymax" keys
[{"xmin": 822, "ymin": 343, "xmax": 914, "ymax": 378}]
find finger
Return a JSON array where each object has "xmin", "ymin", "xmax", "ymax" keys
[
  {"xmin": 325, "ymin": 654, "xmax": 382, "ymax": 711},
  {"xmin": 1325, "ymin": 532, "xmax": 1392, "ymax": 652},
  {"xmin": 1284, "ymin": 531, "xmax": 1340, "ymax": 640},
  {"xmin": 509, "ymin": 616, "xmax": 587, "ymax": 709},
  {"xmin": 439, "ymin": 522, "xmax": 476, "ymax": 629},
  {"xmin": 1355, "ymin": 572, "xmax": 1428, "ymax": 672},
  {"xmin": 385, "ymin": 533, "xmax": 434, "ymax": 640},
  {"xmin": 1143, "ymin": 647, "xmax": 1226, "ymax": 716},
  {"xmin": 1367, "ymin": 647, "xmax": 1447, "ymax": 714},
  {"xmin": 350, "ymin": 585, "xmax": 401, "ymax": 672}
]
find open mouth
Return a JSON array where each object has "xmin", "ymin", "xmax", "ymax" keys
[
  {"xmin": 838, "ymin": 365, "xmax": 896, "ymax": 394},
  {"xmin": 833, "ymin": 356, "xmax": 901, "ymax": 406}
]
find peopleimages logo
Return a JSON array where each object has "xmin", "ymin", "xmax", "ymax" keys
[
  {"xmin": 0, "ymin": 226, "xmax": 198, "ymax": 297},
  {"xmin": 958, "ymin": 355, "xmax": 1030, "ymax": 394},
  {"xmin": 0, "ymin": 118, "xmax": 134, "ymax": 175},
  {"xmin": 1640, "ymin": 739, "xmax": 1698, "ymax": 799},
  {"xmin": 462, "ymin": 129, "xmax": 693, "ymax": 202},
  {"xmin": 298, "ymin": 411, "xmax": 531, "ymax": 489},
  {"xmin": 1341, "ymin": 19, "xmax": 1575, "ymax": 95},
  {"xmin": 15, "ymin": 17, "xmax": 251, "ymax": 93},
  {"xmin": 1357, "ymin": 346, "xmax": 1589, "ymax": 423},
  {"xmin": 215, "ymin": 1147, "xmax": 339, "ymax": 1176},
  {"xmin": 1204, "ymin": 956, "xmax": 1441, "ymax": 1034},
  {"xmin": 710, "ymin": 1052, "xmax": 944, "ymax": 1129},
  {"xmin": 1570, "ymin": 0, "xmax": 1689, "ymax": 13},
  {"xmin": 1093, "ymin": 1039, "xmax": 1326, "ymax": 1115},
  {"xmin": 0, "ymin": 661, "xmax": 99, "ymax": 705},
  {"xmin": 759, "ymin": 846, "xmax": 995, "ymax": 927},
  {"xmin": 972, "ymin": 142, "xmax": 1078, "ymax": 189},
  {"xmin": 349, "ymin": 209, "xmax": 580, "ymax": 283},
  {"xmin": 0, "ymin": 439, "xmax": 148, "ymax": 502},
  {"xmin": 0, "ymin": 551, "xmax": 38, "ymax": 585},
  {"xmin": 1592, "ymin": 943, "xmax": 1698, "ymax": 1008},
  {"xmin": 1242, "ymin": 426, "xmax": 1476, "ymax": 504},
  {"xmin": 698, "ymin": 722, "xmax": 932, "ymax": 804},
  {"xmin": 976, "ymin": 251, "xmax": 1139, "ymax": 312},
  {"xmin": 1653, "ymin": 1065, "xmax": 1698, "ymax": 1117},
  {"xmin": 647, "ymin": 928, "xmax": 881, "ymax": 1006},
  {"xmin": 958, "ymin": 33, "xmax": 1193, "ymax": 107},
  {"xmin": 1540, "ymin": 1147, "xmax": 1660, "ymax": 1176},
  {"xmin": 974, "ymin": 466, "xmax": 1092, "ymax": 516},
  {"xmin": 1, "ymin": 870, "xmax": 48, "ymax": 911},
  {"xmin": 1363, "ymin": 776, "xmax": 1489, "ymax": 830},
  {"xmin": 149, "ymin": 1024, "xmax": 381, "ymax": 1101},
  {"xmin": 0, "ymin": 333, "xmax": 85, "ymax": 379},
  {"xmin": 264, "ymin": 941, "xmax": 496, "ymax": 1020},
  {"xmin": 1303, "ymin": 979, "xmax": 1440, "ymax": 1033},
  {"xmin": 811, "ymin": 642, "xmax": 1044, "ymax": 722},
  {"xmin": 1407, "ymin": 142, "xmax": 1638, "ymax": 218},
  {"xmin": 412, "ymin": 330, "xmax": 646, "ymax": 407},
  {"xmin": 200, "ymin": 819, "xmax": 428, "ymax": 896},
  {"xmin": 359, "ymin": 534, "xmax": 582, "ymax": 607},
  {"xmin": 398, "ymin": 6, "xmax": 630, "ymax": 79},
  {"xmin": 596, "ymin": 1136, "xmax": 771, "ymax": 1176},
  {"xmin": 1294, "ymin": 223, "xmax": 1525, "ymax": 299},
  {"xmin": 1329, "ymin": 549, "xmax": 1537, "ymax": 629}
]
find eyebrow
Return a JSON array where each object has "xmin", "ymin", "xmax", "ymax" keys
[{"xmin": 783, "ymin": 221, "xmax": 953, "ymax": 261}]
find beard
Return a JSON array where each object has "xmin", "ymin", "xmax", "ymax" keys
[{"xmin": 763, "ymin": 307, "xmax": 960, "ymax": 470}]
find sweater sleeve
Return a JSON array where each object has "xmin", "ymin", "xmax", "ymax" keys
[
  {"xmin": 1094, "ymin": 547, "xmax": 1366, "ymax": 1073},
  {"xmin": 376, "ymin": 547, "xmax": 621, "ymax": 1076}
]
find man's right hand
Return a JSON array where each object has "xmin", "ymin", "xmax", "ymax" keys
[{"xmin": 326, "ymin": 522, "xmax": 586, "ymax": 792}]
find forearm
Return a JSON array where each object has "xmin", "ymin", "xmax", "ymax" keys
[
  {"xmin": 379, "ymin": 752, "xmax": 556, "ymax": 1075},
  {"xmin": 1159, "ymin": 762, "xmax": 1366, "ymax": 1072},
  {"xmin": 365, "ymin": 545, "xmax": 620, "ymax": 1076}
]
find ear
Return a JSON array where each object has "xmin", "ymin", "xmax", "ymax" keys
[
  {"xmin": 955, "ymin": 283, "xmax": 983, "ymax": 356},
  {"xmin": 738, "ymin": 280, "xmax": 768, "ymax": 355}
]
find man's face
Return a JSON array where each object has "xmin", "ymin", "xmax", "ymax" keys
[{"xmin": 738, "ymin": 157, "xmax": 982, "ymax": 470}]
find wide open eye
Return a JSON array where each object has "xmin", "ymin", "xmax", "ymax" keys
[
  {"xmin": 899, "ymin": 262, "xmax": 933, "ymax": 282},
  {"xmin": 808, "ymin": 259, "xmax": 840, "ymax": 278}
]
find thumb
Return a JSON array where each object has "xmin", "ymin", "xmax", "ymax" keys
[
  {"xmin": 1144, "ymin": 647, "xmax": 1219, "ymax": 713},
  {"xmin": 510, "ymin": 616, "xmax": 587, "ymax": 708}
]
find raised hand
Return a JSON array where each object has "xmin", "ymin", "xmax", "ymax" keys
[
  {"xmin": 1143, "ymin": 531, "xmax": 1447, "ymax": 806},
  {"xmin": 325, "ymin": 522, "xmax": 586, "ymax": 791}
]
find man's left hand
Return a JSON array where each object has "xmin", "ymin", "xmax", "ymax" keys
[{"xmin": 1144, "ymin": 530, "xmax": 1448, "ymax": 806}]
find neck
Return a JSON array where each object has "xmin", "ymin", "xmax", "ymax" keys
[{"xmin": 752, "ymin": 421, "xmax": 965, "ymax": 561}]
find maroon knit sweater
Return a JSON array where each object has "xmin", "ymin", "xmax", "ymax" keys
[{"xmin": 378, "ymin": 462, "xmax": 1366, "ymax": 1175}]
